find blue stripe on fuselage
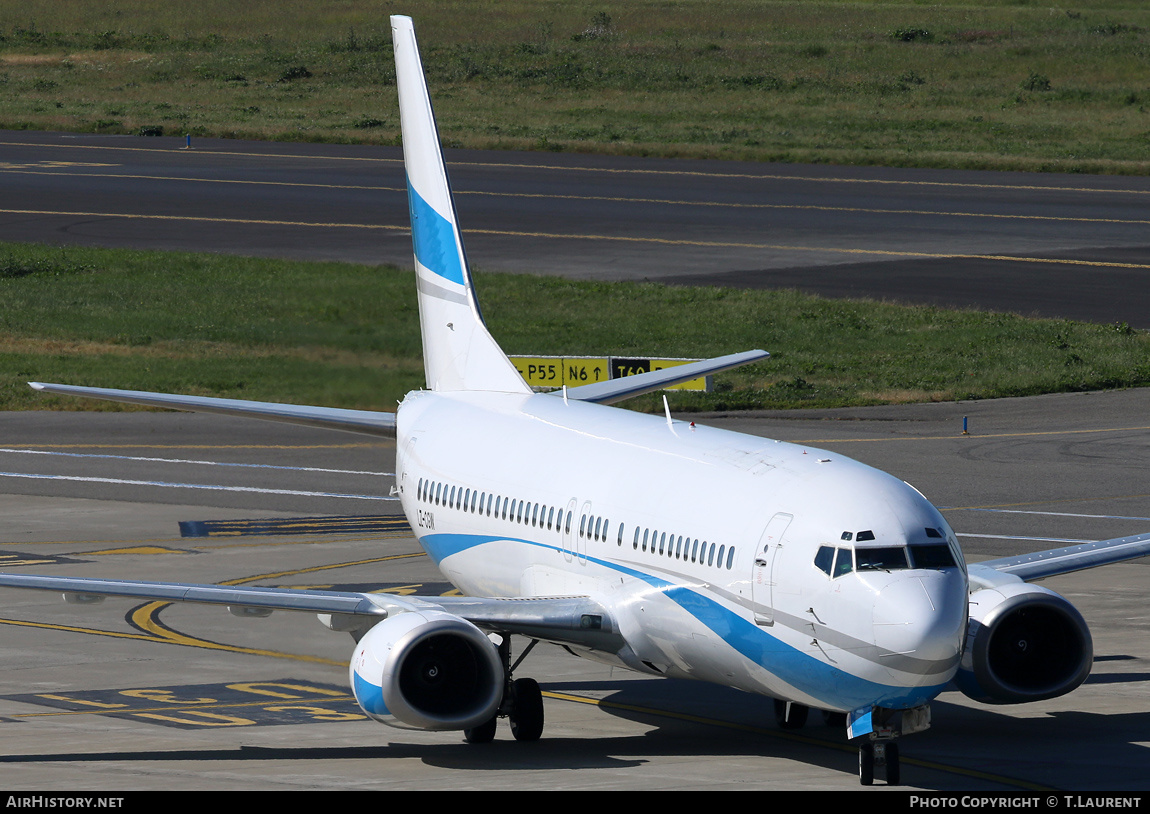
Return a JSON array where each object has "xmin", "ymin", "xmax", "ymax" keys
[
  {"xmin": 417, "ymin": 531, "xmax": 948, "ymax": 711},
  {"xmin": 407, "ymin": 180, "xmax": 465, "ymax": 286}
]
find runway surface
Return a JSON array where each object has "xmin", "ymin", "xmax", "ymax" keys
[
  {"xmin": 2, "ymin": 130, "xmax": 1149, "ymax": 325},
  {"xmin": 1, "ymin": 130, "xmax": 1147, "ymax": 790},
  {"xmin": 0, "ymin": 393, "xmax": 1146, "ymax": 791}
]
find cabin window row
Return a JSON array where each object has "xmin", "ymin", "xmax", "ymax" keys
[
  {"xmin": 630, "ymin": 526, "xmax": 735, "ymax": 571},
  {"xmin": 416, "ymin": 477, "xmax": 734, "ymax": 570},
  {"xmin": 416, "ymin": 477, "xmax": 572, "ymax": 533}
]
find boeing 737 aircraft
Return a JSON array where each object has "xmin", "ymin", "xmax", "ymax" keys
[{"xmin": 2, "ymin": 15, "xmax": 1149, "ymax": 786}]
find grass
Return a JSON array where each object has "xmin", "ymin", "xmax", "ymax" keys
[
  {"xmin": 3, "ymin": 242, "xmax": 1149, "ymax": 414},
  {"xmin": 0, "ymin": 1, "xmax": 1149, "ymax": 172}
]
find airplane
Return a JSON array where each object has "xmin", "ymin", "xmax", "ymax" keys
[{"xmin": 2, "ymin": 14, "xmax": 1149, "ymax": 787}]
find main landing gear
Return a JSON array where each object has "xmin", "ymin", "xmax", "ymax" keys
[{"xmin": 464, "ymin": 635, "xmax": 545, "ymax": 744}]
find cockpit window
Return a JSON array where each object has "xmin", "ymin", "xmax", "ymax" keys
[
  {"xmin": 832, "ymin": 547, "xmax": 854, "ymax": 578},
  {"xmin": 817, "ymin": 538, "xmax": 958, "ymax": 578},
  {"xmin": 856, "ymin": 546, "xmax": 909, "ymax": 571},
  {"xmin": 908, "ymin": 543, "xmax": 957, "ymax": 569},
  {"xmin": 815, "ymin": 545, "xmax": 855, "ymax": 578},
  {"xmin": 815, "ymin": 545, "xmax": 834, "ymax": 575}
]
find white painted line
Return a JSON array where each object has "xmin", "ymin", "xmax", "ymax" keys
[
  {"xmin": 946, "ymin": 506, "xmax": 1150, "ymax": 522},
  {"xmin": 956, "ymin": 533, "xmax": 1096, "ymax": 544},
  {"xmin": 0, "ymin": 471, "xmax": 396, "ymax": 501},
  {"xmin": 0, "ymin": 448, "xmax": 392, "ymax": 477}
]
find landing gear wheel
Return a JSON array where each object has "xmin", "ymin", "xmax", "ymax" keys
[
  {"xmin": 509, "ymin": 677, "xmax": 544, "ymax": 742},
  {"xmin": 463, "ymin": 715, "xmax": 497, "ymax": 744},
  {"xmin": 773, "ymin": 699, "xmax": 809, "ymax": 730},
  {"xmin": 859, "ymin": 743, "xmax": 875, "ymax": 786},
  {"xmin": 885, "ymin": 742, "xmax": 900, "ymax": 785}
]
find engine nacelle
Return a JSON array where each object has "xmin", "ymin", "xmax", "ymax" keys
[
  {"xmin": 956, "ymin": 582, "xmax": 1092, "ymax": 705},
  {"xmin": 349, "ymin": 609, "xmax": 503, "ymax": 730}
]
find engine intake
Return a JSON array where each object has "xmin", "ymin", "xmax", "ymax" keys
[
  {"xmin": 956, "ymin": 583, "xmax": 1092, "ymax": 705},
  {"xmin": 350, "ymin": 609, "xmax": 503, "ymax": 730}
]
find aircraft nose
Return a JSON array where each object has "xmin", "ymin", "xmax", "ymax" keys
[{"xmin": 872, "ymin": 574, "xmax": 965, "ymax": 680}]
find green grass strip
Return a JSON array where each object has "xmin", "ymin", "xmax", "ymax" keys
[
  {"xmin": 2, "ymin": 241, "xmax": 1148, "ymax": 413},
  {"xmin": 1, "ymin": 1, "xmax": 1149, "ymax": 173}
]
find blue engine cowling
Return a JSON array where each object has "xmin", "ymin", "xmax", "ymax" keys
[
  {"xmin": 349, "ymin": 609, "xmax": 503, "ymax": 730},
  {"xmin": 956, "ymin": 582, "xmax": 1092, "ymax": 705}
]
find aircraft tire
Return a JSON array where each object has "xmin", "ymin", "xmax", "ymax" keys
[
  {"xmin": 859, "ymin": 743, "xmax": 875, "ymax": 786},
  {"xmin": 509, "ymin": 678, "xmax": 544, "ymax": 741},
  {"xmin": 464, "ymin": 716, "xmax": 497, "ymax": 744},
  {"xmin": 885, "ymin": 742, "xmax": 900, "ymax": 785}
]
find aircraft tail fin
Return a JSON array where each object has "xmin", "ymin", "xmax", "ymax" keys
[{"xmin": 392, "ymin": 15, "xmax": 530, "ymax": 394}]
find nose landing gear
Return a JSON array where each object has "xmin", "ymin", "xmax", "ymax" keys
[
  {"xmin": 858, "ymin": 739, "xmax": 900, "ymax": 786},
  {"xmin": 850, "ymin": 703, "xmax": 928, "ymax": 786}
]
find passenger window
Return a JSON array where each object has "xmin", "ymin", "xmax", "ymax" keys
[
  {"xmin": 594, "ymin": 517, "xmax": 602, "ymax": 541},
  {"xmin": 633, "ymin": 527, "xmax": 640, "ymax": 549},
  {"xmin": 718, "ymin": 544, "xmax": 725, "ymax": 566},
  {"xmin": 707, "ymin": 543, "xmax": 715, "ymax": 566},
  {"xmin": 642, "ymin": 528, "xmax": 649, "ymax": 552},
  {"xmin": 726, "ymin": 546, "xmax": 735, "ymax": 569},
  {"xmin": 618, "ymin": 522, "xmax": 624, "ymax": 546},
  {"xmin": 692, "ymin": 539, "xmax": 699, "ymax": 562}
]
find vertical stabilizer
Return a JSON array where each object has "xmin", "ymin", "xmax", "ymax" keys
[{"xmin": 391, "ymin": 15, "xmax": 530, "ymax": 394}]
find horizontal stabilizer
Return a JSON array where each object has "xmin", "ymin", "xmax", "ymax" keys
[
  {"xmin": 560, "ymin": 349, "xmax": 769, "ymax": 405},
  {"xmin": 29, "ymin": 382, "xmax": 396, "ymax": 438}
]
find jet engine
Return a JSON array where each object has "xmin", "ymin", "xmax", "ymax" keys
[
  {"xmin": 955, "ymin": 582, "xmax": 1092, "ymax": 705},
  {"xmin": 349, "ymin": 609, "xmax": 503, "ymax": 730}
]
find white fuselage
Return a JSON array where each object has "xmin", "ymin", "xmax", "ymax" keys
[{"xmin": 395, "ymin": 389, "xmax": 968, "ymax": 714}]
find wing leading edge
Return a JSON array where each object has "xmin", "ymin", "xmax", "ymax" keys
[
  {"xmin": 28, "ymin": 382, "xmax": 396, "ymax": 437},
  {"xmin": 0, "ymin": 572, "xmax": 621, "ymax": 652},
  {"xmin": 971, "ymin": 531, "xmax": 1150, "ymax": 586}
]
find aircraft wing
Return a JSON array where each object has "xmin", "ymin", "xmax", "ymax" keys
[
  {"xmin": 28, "ymin": 382, "xmax": 396, "ymax": 438},
  {"xmin": 560, "ymin": 349, "xmax": 769, "ymax": 405},
  {"xmin": 0, "ymin": 572, "xmax": 622, "ymax": 652},
  {"xmin": 969, "ymin": 531, "xmax": 1150, "ymax": 584}
]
